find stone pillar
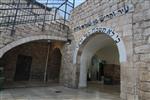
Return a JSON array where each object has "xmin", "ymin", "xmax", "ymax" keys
[
  {"xmin": 132, "ymin": 1, "xmax": 150, "ymax": 99},
  {"xmin": 60, "ymin": 40, "xmax": 78, "ymax": 88},
  {"xmin": 121, "ymin": 29, "xmax": 138, "ymax": 100}
]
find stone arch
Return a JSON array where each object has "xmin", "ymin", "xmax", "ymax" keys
[
  {"xmin": 73, "ymin": 27, "xmax": 127, "ymax": 87},
  {"xmin": 73, "ymin": 27, "xmax": 127, "ymax": 64},
  {"xmin": 0, "ymin": 35, "xmax": 67, "ymax": 58}
]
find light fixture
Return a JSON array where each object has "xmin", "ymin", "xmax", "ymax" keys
[
  {"xmin": 66, "ymin": 39, "xmax": 72, "ymax": 45},
  {"xmin": 47, "ymin": 40, "xmax": 51, "ymax": 44}
]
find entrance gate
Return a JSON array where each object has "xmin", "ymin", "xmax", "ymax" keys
[{"xmin": 14, "ymin": 55, "xmax": 32, "ymax": 81}]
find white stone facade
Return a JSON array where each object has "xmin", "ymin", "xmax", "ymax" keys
[
  {"xmin": 68, "ymin": 0, "xmax": 150, "ymax": 100},
  {"xmin": 0, "ymin": 0, "xmax": 150, "ymax": 100}
]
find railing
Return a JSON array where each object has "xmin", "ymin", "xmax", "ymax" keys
[{"xmin": 0, "ymin": 0, "xmax": 75, "ymax": 35}]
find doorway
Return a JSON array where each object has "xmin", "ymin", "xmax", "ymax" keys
[
  {"xmin": 14, "ymin": 55, "xmax": 32, "ymax": 81},
  {"xmin": 99, "ymin": 61, "xmax": 104, "ymax": 81},
  {"xmin": 88, "ymin": 56, "xmax": 105, "ymax": 82},
  {"xmin": 48, "ymin": 48, "xmax": 62, "ymax": 82},
  {"xmin": 77, "ymin": 33, "xmax": 122, "ymax": 99}
]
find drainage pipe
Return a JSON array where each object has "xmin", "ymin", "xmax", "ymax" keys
[{"xmin": 44, "ymin": 40, "xmax": 51, "ymax": 83}]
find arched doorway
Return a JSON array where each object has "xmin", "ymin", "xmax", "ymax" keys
[
  {"xmin": 78, "ymin": 34, "xmax": 121, "ymax": 87},
  {"xmin": 48, "ymin": 48, "xmax": 62, "ymax": 82},
  {"xmin": 73, "ymin": 27, "xmax": 127, "ymax": 98},
  {"xmin": 0, "ymin": 39, "xmax": 64, "ymax": 88}
]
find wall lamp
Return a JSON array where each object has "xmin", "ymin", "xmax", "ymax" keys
[{"xmin": 66, "ymin": 39, "xmax": 72, "ymax": 45}]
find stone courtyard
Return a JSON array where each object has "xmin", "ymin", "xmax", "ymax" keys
[
  {"xmin": 0, "ymin": 0, "xmax": 150, "ymax": 100},
  {"xmin": 0, "ymin": 83, "xmax": 120, "ymax": 100}
]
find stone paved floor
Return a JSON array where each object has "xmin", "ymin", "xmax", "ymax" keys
[{"xmin": 0, "ymin": 83, "xmax": 120, "ymax": 100}]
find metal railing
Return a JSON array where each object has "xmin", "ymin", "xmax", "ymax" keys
[{"xmin": 0, "ymin": 0, "xmax": 75, "ymax": 35}]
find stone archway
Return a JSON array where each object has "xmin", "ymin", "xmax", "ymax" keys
[
  {"xmin": 0, "ymin": 35, "xmax": 67, "ymax": 58},
  {"xmin": 1, "ymin": 35, "xmax": 66, "ymax": 88},
  {"xmin": 73, "ymin": 27, "xmax": 127, "ymax": 88},
  {"xmin": 73, "ymin": 27, "xmax": 127, "ymax": 65}
]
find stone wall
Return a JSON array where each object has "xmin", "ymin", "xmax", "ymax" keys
[
  {"xmin": 3, "ymin": 42, "xmax": 48, "ymax": 81},
  {"xmin": 69, "ymin": 0, "xmax": 150, "ymax": 100},
  {"xmin": 132, "ymin": 1, "xmax": 150, "ymax": 100},
  {"xmin": 0, "ymin": 0, "xmax": 149, "ymax": 100},
  {"xmin": 60, "ymin": 40, "xmax": 78, "ymax": 88},
  {"xmin": 0, "ymin": 21, "xmax": 68, "ymax": 47},
  {"xmin": 2, "ymin": 41, "xmax": 64, "ymax": 83},
  {"xmin": 0, "ymin": 0, "xmax": 75, "ymax": 89}
]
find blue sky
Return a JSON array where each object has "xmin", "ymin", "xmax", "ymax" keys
[
  {"xmin": 36, "ymin": 0, "xmax": 85, "ymax": 19},
  {"xmin": 73, "ymin": 0, "xmax": 85, "ymax": 7},
  {"xmin": 37, "ymin": 0, "xmax": 85, "ymax": 7}
]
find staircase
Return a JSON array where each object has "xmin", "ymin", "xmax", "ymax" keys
[{"xmin": 0, "ymin": 0, "xmax": 74, "ymax": 35}]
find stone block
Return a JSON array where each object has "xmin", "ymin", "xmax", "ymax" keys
[
  {"xmin": 135, "ymin": 62, "xmax": 147, "ymax": 71},
  {"xmin": 141, "ymin": 21, "xmax": 150, "ymax": 28},
  {"xmin": 139, "ymin": 70, "xmax": 150, "ymax": 82},
  {"xmin": 133, "ymin": 55, "xmax": 140, "ymax": 62},
  {"xmin": 143, "ymin": 27, "xmax": 150, "ymax": 36},
  {"xmin": 133, "ymin": 12, "xmax": 145, "ymax": 23},
  {"xmin": 124, "ymin": 13, "xmax": 133, "ymax": 25},
  {"xmin": 123, "ymin": 24, "xmax": 133, "ymax": 36},
  {"xmin": 139, "ymin": 90, "xmax": 150, "ymax": 100},
  {"xmin": 144, "ymin": 9, "xmax": 150, "ymax": 20},
  {"xmin": 127, "ymin": 94, "xmax": 138, "ymax": 100},
  {"xmin": 140, "ymin": 54, "xmax": 150, "ymax": 62},
  {"xmin": 148, "ymin": 36, "xmax": 150, "ymax": 44},
  {"xmin": 139, "ymin": 82, "xmax": 150, "ymax": 92},
  {"xmin": 133, "ymin": 39, "xmax": 146, "ymax": 47},
  {"xmin": 123, "ymin": 37, "xmax": 133, "ymax": 55},
  {"xmin": 135, "ymin": 45, "xmax": 150, "ymax": 54},
  {"xmin": 133, "ymin": 33, "xmax": 143, "ymax": 40}
]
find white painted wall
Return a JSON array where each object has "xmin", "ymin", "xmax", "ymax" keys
[
  {"xmin": 79, "ymin": 51, "xmax": 91, "ymax": 87},
  {"xmin": 96, "ymin": 45, "xmax": 119, "ymax": 65}
]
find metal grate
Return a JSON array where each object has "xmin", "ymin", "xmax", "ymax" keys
[{"xmin": 0, "ymin": 0, "xmax": 75, "ymax": 34}]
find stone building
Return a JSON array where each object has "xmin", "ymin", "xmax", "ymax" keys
[{"xmin": 0, "ymin": 0, "xmax": 150, "ymax": 100}]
